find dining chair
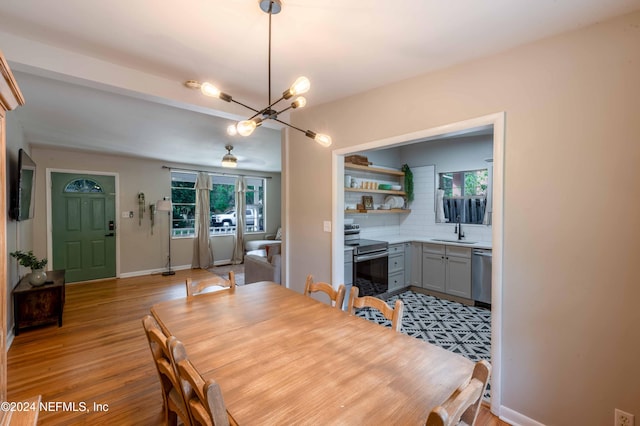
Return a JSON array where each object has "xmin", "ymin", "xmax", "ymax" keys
[
  {"xmin": 141, "ymin": 315, "xmax": 191, "ymax": 426},
  {"xmin": 425, "ymin": 360, "xmax": 491, "ymax": 426},
  {"xmin": 185, "ymin": 271, "xmax": 235, "ymax": 299},
  {"xmin": 347, "ymin": 286, "xmax": 404, "ymax": 332},
  {"xmin": 304, "ymin": 274, "xmax": 346, "ymax": 309},
  {"xmin": 168, "ymin": 336, "xmax": 233, "ymax": 426}
]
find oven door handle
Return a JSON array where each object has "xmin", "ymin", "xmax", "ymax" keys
[{"xmin": 354, "ymin": 251, "xmax": 389, "ymax": 262}]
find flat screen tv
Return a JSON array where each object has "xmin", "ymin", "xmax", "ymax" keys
[{"xmin": 15, "ymin": 149, "xmax": 36, "ymax": 221}]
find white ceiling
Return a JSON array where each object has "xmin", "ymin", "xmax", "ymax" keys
[{"xmin": 1, "ymin": 0, "xmax": 639, "ymax": 171}]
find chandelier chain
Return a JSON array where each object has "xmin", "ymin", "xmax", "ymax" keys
[{"xmin": 268, "ymin": 3, "xmax": 272, "ymax": 106}]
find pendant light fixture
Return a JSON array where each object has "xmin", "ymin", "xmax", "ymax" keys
[
  {"xmin": 185, "ymin": 0, "xmax": 332, "ymax": 147},
  {"xmin": 221, "ymin": 145, "xmax": 238, "ymax": 168}
]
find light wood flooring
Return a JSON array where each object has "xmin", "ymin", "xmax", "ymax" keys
[{"xmin": 7, "ymin": 269, "xmax": 508, "ymax": 425}]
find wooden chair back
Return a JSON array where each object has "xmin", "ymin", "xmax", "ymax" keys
[
  {"xmin": 186, "ymin": 272, "xmax": 235, "ymax": 299},
  {"xmin": 303, "ymin": 274, "xmax": 346, "ymax": 309},
  {"xmin": 141, "ymin": 315, "xmax": 191, "ymax": 426},
  {"xmin": 168, "ymin": 337, "xmax": 231, "ymax": 426},
  {"xmin": 347, "ymin": 286, "xmax": 404, "ymax": 332},
  {"xmin": 425, "ymin": 360, "xmax": 491, "ymax": 426}
]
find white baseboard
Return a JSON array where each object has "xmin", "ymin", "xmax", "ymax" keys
[
  {"xmin": 500, "ymin": 405, "xmax": 546, "ymax": 426},
  {"xmin": 6, "ymin": 329, "xmax": 14, "ymax": 351},
  {"xmin": 119, "ymin": 264, "xmax": 192, "ymax": 279}
]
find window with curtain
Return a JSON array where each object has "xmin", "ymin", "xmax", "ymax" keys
[
  {"xmin": 170, "ymin": 171, "xmax": 266, "ymax": 237},
  {"xmin": 438, "ymin": 169, "xmax": 488, "ymax": 224}
]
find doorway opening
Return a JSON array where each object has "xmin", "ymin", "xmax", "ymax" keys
[{"xmin": 331, "ymin": 112, "xmax": 505, "ymax": 413}]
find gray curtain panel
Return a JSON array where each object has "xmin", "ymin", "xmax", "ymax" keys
[
  {"xmin": 435, "ymin": 189, "xmax": 445, "ymax": 223},
  {"xmin": 192, "ymin": 172, "xmax": 213, "ymax": 268},
  {"xmin": 231, "ymin": 176, "xmax": 246, "ymax": 265}
]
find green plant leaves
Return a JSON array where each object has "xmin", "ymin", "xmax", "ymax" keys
[
  {"xmin": 402, "ymin": 164, "xmax": 414, "ymax": 203},
  {"xmin": 10, "ymin": 250, "xmax": 48, "ymax": 270}
]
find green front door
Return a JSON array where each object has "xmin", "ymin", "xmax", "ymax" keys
[{"xmin": 51, "ymin": 173, "xmax": 116, "ymax": 283}]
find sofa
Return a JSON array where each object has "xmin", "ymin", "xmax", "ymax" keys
[
  {"xmin": 244, "ymin": 239, "xmax": 281, "ymax": 253},
  {"xmin": 244, "ymin": 227, "xmax": 282, "ymax": 253},
  {"xmin": 244, "ymin": 247, "xmax": 281, "ymax": 284}
]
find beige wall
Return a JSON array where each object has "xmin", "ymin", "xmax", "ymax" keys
[
  {"xmin": 30, "ymin": 147, "xmax": 281, "ymax": 276},
  {"xmin": 5, "ymin": 113, "xmax": 34, "ymax": 337},
  {"xmin": 288, "ymin": 10, "xmax": 640, "ymax": 426}
]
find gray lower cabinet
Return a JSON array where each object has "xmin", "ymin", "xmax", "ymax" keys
[
  {"xmin": 344, "ymin": 248, "xmax": 353, "ymax": 287},
  {"xmin": 388, "ymin": 243, "xmax": 405, "ymax": 292},
  {"xmin": 422, "ymin": 243, "xmax": 472, "ymax": 298},
  {"xmin": 422, "ymin": 244, "xmax": 446, "ymax": 292},
  {"xmin": 410, "ymin": 241, "xmax": 423, "ymax": 287},
  {"xmin": 404, "ymin": 242, "xmax": 411, "ymax": 286}
]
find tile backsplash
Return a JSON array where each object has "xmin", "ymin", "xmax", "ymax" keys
[{"xmin": 352, "ymin": 165, "xmax": 492, "ymax": 243}]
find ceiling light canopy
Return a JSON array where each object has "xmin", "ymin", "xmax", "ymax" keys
[
  {"xmin": 185, "ymin": 0, "xmax": 332, "ymax": 147},
  {"xmin": 221, "ymin": 145, "xmax": 238, "ymax": 168}
]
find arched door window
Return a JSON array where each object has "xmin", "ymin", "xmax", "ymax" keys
[{"xmin": 64, "ymin": 178, "xmax": 104, "ymax": 193}]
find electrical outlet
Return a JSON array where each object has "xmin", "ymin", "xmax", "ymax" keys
[{"xmin": 615, "ymin": 409, "xmax": 635, "ymax": 426}]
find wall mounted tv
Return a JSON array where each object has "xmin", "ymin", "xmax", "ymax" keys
[{"xmin": 14, "ymin": 149, "xmax": 36, "ymax": 221}]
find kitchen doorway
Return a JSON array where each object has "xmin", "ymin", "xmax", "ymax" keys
[{"xmin": 331, "ymin": 112, "xmax": 505, "ymax": 413}]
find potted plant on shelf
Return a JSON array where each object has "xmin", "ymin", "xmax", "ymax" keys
[
  {"xmin": 10, "ymin": 250, "xmax": 48, "ymax": 286},
  {"xmin": 402, "ymin": 164, "xmax": 414, "ymax": 205}
]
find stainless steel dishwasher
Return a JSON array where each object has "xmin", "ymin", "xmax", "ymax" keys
[{"xmin": 472, "ymin": 249, "xmax": 492, "ymax": 306}]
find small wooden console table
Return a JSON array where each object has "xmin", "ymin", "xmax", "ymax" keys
[{"xmin": 13, "ymin": 270, "xmax": 66, "ymax": 336}]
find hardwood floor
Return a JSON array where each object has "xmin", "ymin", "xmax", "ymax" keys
[{"xmin": 7, "ymin": 270, "xmax": 509, "ymax": 425}]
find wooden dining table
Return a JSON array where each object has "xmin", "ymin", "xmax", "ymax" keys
[{"xmin": 151, "ymin": 281, "xmax": 474, "ymax": 425}]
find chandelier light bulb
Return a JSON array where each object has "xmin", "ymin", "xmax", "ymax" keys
[
  {"xmin": 226, "ymin": 124, "xmax": 238, "ymax": 136},
  {"xmin": 237, "ymin": 117, "xmax": 263, "ymax": 137},
  {"xmin": 290, "ymin": 76, "xmax": 310, "ymax": 96},
  {"xmin": 200, "ymin": 82, "xmax": 221, "ymax": 98},
  {"xmin": 305, "ymin": 130, "xmax": 332, "ymax": 147},
  {"xmin": 236, "ymin": 120, "xmax": 256, "ymax": 136},
  {"xmin": 291, "ymin": 97, "xmax": 307, "ymax": 109},
  {"xmin": 314, "ymin": 133, "xmax": 332, "ymax": 147}
]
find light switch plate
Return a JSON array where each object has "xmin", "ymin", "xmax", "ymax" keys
[{"xmin": 323, "ymin": 221, "xmax": 331, "ymax": 232}]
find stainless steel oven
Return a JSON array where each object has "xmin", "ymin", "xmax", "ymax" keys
[{"xmin": 350, "ymin": 239, "xmax": 389, "ymax": 297}]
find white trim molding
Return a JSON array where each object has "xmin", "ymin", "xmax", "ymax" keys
[
  {"xmin": 45, "ymin": 168, "xmax": 120, "ymax": 278},
  {"xmin": 331, "ymin": 112, "xmax": 506, "ymax": 414},
  {"xmin": 500, "ymin": 405, "xmax": 547, "ymax": 426}
]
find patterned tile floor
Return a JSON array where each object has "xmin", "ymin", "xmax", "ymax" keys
[{"xmin": 354, "ymin": 290, "xmax": 492, "ymax": 399}]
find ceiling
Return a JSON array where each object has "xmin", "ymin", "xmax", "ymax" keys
[{"xmin": 1, "ymin": 0, "xmax": 639, "ymax": 171}]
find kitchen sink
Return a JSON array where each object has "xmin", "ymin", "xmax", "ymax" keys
[{"xmin": 430, "ymin": 239, "xmax": 477, "ymax": 244}]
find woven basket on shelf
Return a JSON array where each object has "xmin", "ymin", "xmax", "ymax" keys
[{"xmin": 345, "ymin": 155, "xmax": 371, "ymax": 166}]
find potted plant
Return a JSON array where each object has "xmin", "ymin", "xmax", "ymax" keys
[
  {"xmin": 10, "ymin": 250, "xmax": 48, "ymax": 286},
  {"xmin": 401, "ymin": 164, "xmax": 414, "ymax": 205}
]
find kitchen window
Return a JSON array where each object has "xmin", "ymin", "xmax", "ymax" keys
[
  {"xmin": 439, "ymin": 169, "xmax": 488, "ymax": 198},
  {"xmin": 170, "ymin": 171, "xmax": 265, "ymax": 237},
  {"xmin": 438, "ymin": 169, "xmax": 488, "ymax": 224}
]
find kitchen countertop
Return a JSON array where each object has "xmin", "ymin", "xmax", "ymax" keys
[{"xmin": 371, "ymin": 235, "xmax": 492, "ymax": 250}]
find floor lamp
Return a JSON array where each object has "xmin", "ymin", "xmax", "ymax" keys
[{"xmin": 156, "ymin": 199, "xmax": 175, "ymax": 276}]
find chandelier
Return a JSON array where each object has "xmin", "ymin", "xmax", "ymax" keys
[{"xmin": 185, "ymin": 0, "xmax": 332, "ymax": 147}]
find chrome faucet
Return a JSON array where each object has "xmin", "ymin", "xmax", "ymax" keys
[{"xmin": 455, "ymin": 215, "xmax": 464, "ymax": 240}]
